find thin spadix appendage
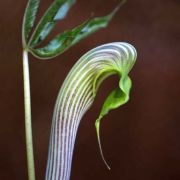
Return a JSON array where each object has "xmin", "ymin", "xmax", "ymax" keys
[{"xmin": 46, "ymin": 42, "xmax": 137, "ymax": 180}]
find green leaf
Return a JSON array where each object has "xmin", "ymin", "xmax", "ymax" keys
[
  {"xmin": 28, "ymin": 0, "xmax": 76, "ymax": 47},
  {"xmin": 22, "ymin": 0, "xmax": 40, "ymax": 46},
  {"xmin": 29, "ymin": 0, "xmax": 127, "ymax": 59},
  {"xmin": 29, "ymin": 7, "xmax": 120, "ymax": 59}
]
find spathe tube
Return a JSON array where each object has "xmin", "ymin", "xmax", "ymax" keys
[{"xmin": 46, "ymin": 42, "xmax": 137, "ymax": 180}]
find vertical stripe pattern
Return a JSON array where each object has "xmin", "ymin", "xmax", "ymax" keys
[{"xmin": 45, "ymin": 42, "xmax": 137, "ymax": 180}]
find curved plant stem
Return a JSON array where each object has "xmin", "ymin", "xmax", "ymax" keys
[{"xmin": 23, "ymin": 50, "xmax": 36, "ymax": 180}]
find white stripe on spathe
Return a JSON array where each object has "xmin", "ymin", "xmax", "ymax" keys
[{"xmin": 45, "ymin": 42, "xmax": 137, "ymax": 180}]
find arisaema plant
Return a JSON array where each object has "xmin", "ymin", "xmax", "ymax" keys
[
  {"xmin": 46, "ymin": 42, "xmax": 137, "ymax": 180},
  {"xmin": 21, "ymin": 0, "xmax": 134, "ymax": 180}
]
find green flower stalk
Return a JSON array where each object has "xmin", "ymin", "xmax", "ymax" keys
[{"xmin": 46, "ymin": 42, "xmax": 137, "ymax": 180}]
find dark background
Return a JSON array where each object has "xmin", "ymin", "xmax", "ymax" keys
[{"xmin": 0, "ymin": 0, "xmax": 180, "ymax": 179}]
